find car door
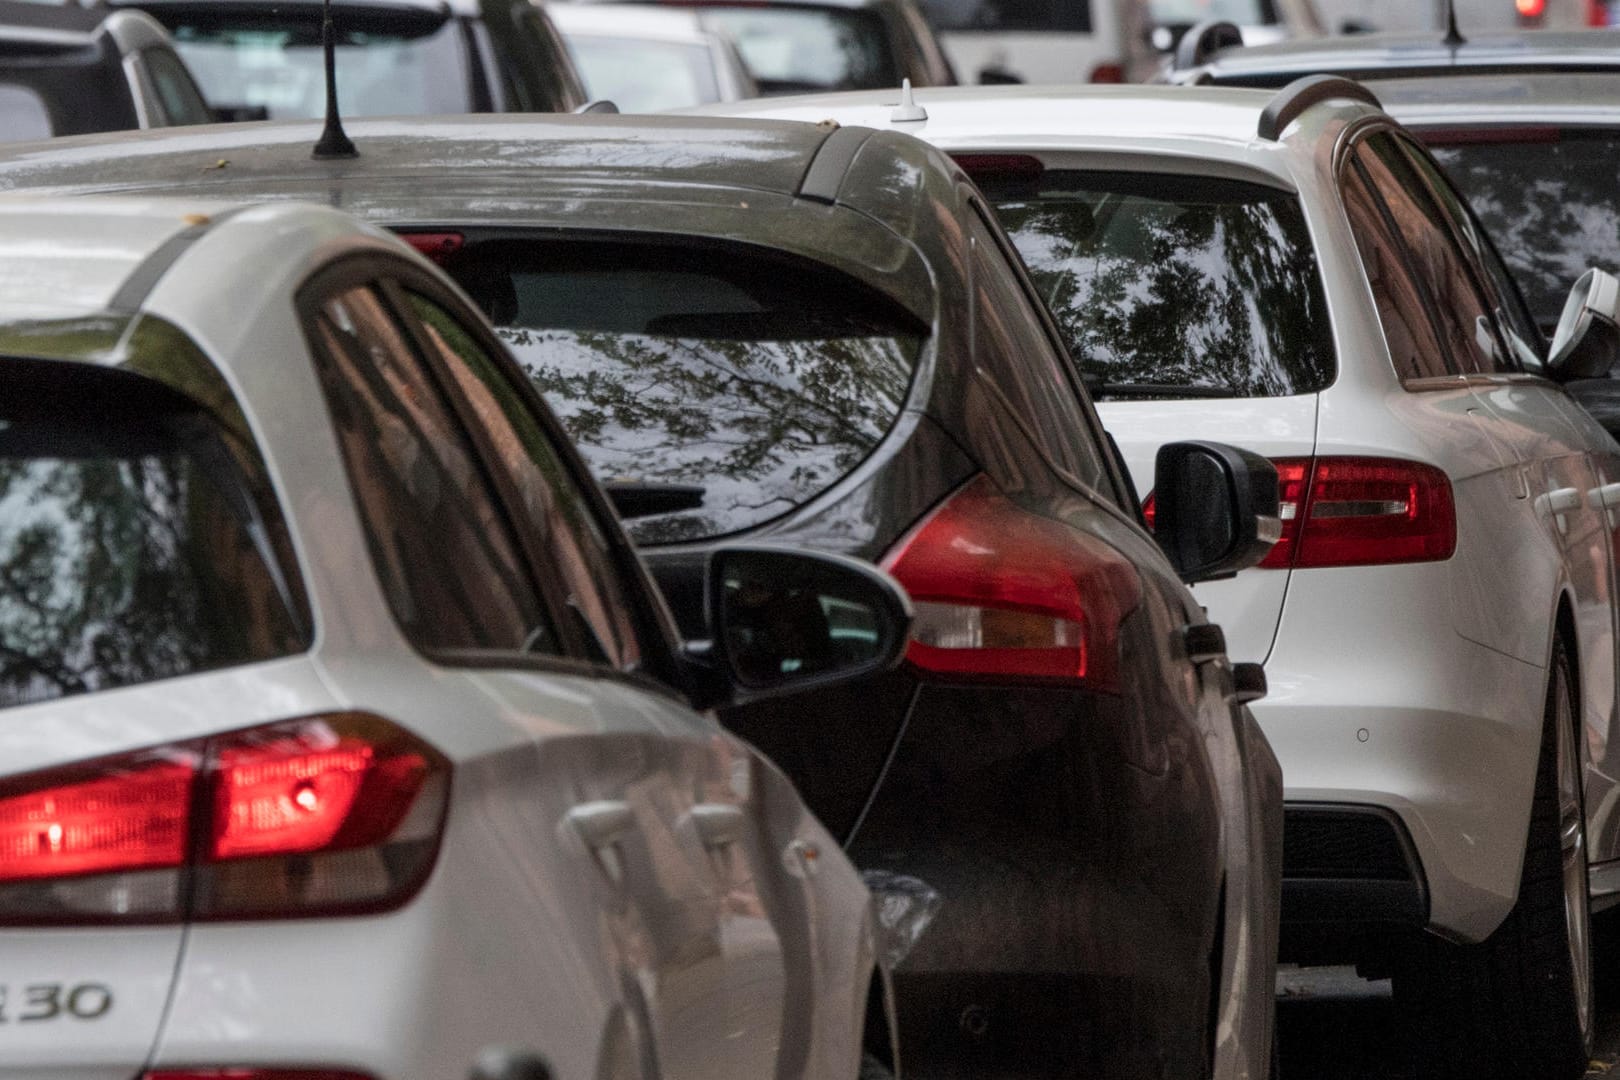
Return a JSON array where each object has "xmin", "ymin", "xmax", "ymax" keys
[
  {"xmin": 1395, "ymin": 133, "xmax": 1620, "ymax": 859},
  {"xmin": 387, "ymin": 277, "xmax": 792, "ymax": 1080}
]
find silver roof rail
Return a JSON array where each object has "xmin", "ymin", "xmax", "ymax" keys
[
  {"xmin": 574, "ymin": 100, "xmax": 620, "ymax": 114},
  {"xmin": 1257, "ymin": 74, "xmax": 1381, "ymax": 142},
  {"xmin": 1173, "ymin": 20, "xmax": 1243, "ymax": 71}
]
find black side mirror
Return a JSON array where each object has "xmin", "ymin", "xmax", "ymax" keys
[
  {"xmin": 1153, "ymin": 440, "xmax": 1279, "ymax": 583},
  {"xmin": 977, "ymin": 64, "xmax": 1023, "ymax": 84},
  {"xmin": 683, "ymin": 546, "xmax": 913, "ymax": 709},
  {"xmin": 470, "ymin": 1048, "xmax": 553, "ymax": 1080},
  {"xmin": 1548, "ymin": 268, "xmax": 1620, "ymax": 380}
]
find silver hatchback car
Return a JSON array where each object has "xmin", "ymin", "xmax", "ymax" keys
[{"xmin": 0, "ymin": 196, "xmax": 912, "ymax": 1080}]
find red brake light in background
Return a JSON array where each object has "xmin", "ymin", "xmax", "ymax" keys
[
  {"xmin": 1516, "ymin": 0, "xmax": 1547, "ymax": 19},
  {"xmin": 0, "ymin": 714, "xmax": 447, "ymax": 926},
  {"xmin": 882, "ymin": 475, "xmax": 1142, "ymax": 691},
  {"xmin": 1088, "ymin": 62, "xmax": 1126, "ymax": 83},
  {"xmin": 400, "ymin": 232, "xmax": 464, "ymax": 265}
]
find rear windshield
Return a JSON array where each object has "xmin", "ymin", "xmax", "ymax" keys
[
  {"xmin": 919, "ymin": 0, "xmax": 1091, "ymax": 33},
  {"xmin": 1, "ymin": 360, "xmax": 308, "ymax": 709},
  {"xmin": 567, "ymin": 35, "xmax": 720, "ymax": 110},
  {"xmin": 441, "ymin": 240, "xmax": 922, "ymax": 545},
  {"xmin": 984, "ymin": 170, "xmax": 1336, "ymax": 399},
  {"xmin": 1424, "ymin": 130, "xmax": 1620, "ymax": 332},
  {"xmin": 167, "ymin": 6, "xmax": 470, "ymax": 120},
  {"xmin": 696, "ymin": 6, "xmax": 897, "ymax": 92}
]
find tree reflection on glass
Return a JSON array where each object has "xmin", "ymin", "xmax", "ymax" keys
[
  {"xmin": 0, "ymin": 417, "xmax": 302, "ymax": 709},
  {"xmin": 496, "ymin": 326, "xmax": 915, "ymax": 544},
  {"xmin": 989, "ymin": 172, "xmax": 1335, "ymax": 398},
  {"xmin": 1428, "ymin": 134, "xmax": 1620, "ymax": 330}
]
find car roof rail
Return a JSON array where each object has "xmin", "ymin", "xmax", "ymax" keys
[
  {"xmin": 1257, "ymin": 74, "xmax": 1381, "ymax": 142},
  {"xmin": 1173, "ymin": 19, "xmax": 1243, "ymax": 71},
  {"xmin": 574, "ymin": 99, "xmax": 619, "ymax": 114}
]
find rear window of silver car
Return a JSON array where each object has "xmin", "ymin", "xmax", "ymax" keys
[
  {"xmin": 443, "ymin": 239, "xmax": 922, "ymax": 545},
  {"xmin": 696, "ymin": 6, "xmax": 897, "ymax": 92},
  {"xmin": 169, "ymin": 6, "xmax": 470, "ymax": 120},
  {"xmin": 566, "ymin": 35, "xmax": 720, "ymax": 110},
  {"xmin": 0, "ymin": 357, "xmax": 310, "ymax": 709},
  {"xmin": 985, "ymin": 170, "xmax": 1336, "ymax": 399}
]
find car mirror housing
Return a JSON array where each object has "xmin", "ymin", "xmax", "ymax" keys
[
  {"xmin": 1153, "ymin": 440, "xmax": 1280, "ymax": 583},
  {"xmin": 1548, "ymin": 268, "xmax": 1620, "ymax": 380},
  {"xmin": 682, "ymin": 546, "xmax": 913, "ymax": 710}
]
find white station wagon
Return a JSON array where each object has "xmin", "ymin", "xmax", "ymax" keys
[
  {"xmin": 704, "ymin": 80, "xmax": 1620, "ymax": 1079},
  {"xmin": 0, "ymin": 196, "xmax": 914, "ymax": 1080}
]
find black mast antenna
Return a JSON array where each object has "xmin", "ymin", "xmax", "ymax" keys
[
  {"xmin": 1441, "ymin": 0, "xmax": 1466, "ymax": 48},
  {"xmin": 311, "ymin": 0, "xmax": 357, "ymax": 159}
]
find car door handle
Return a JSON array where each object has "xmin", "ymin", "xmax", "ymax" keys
[
  {"xmin": 565, "ymin": 800, "xmax": 636, "ymax": 851},
  {"xmin": 1544, "ymin": 487, "xmax": 1583, "ymax": 513},
  {"xmin": 689, "ymin": 803, "xmax": 746, "ymax": 850},
  {"xmin": 1589, "ymin": 482, "xmax": 1620, "ymax": 510}
]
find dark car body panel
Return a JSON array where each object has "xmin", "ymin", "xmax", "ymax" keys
[{"xmin": 0, "ymin": 114, "xmax": 1262, "ymax": 1077}]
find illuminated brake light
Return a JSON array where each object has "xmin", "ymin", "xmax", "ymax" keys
[
  {"xmin": 1516, "ymin": 0, "xmax": 1546, "ymax": 19},
  {"xmin": 1262, "ymin": 456, "xmax": 1454, "ymax": 569},
  {"xmin": 0, "ymin": 714, "xmax": 447, "ymax": 925},
  {"xmin": 882, "ymin": 475, "xmax": 1141, "ymax": 691},
  {"xmin": 399, "ymin": 231, "xmax": 464, "ymax": 264}
]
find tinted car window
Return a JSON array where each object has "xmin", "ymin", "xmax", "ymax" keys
[
  {"xmin": 967, "ymin": 211, "xmax": 1112, "ymax": 496},
  {"xmin": 444, "ymin": 240, "xmax": 922, "ymax": 545},
  {"xmin": 169, "ymin": 6, "xmax": 471, "ymax": 120},
  {"xmin": 1353, "ymin": 134, "xmax": 1505, "ymax": 376},
  {"xmin": 1340, "ymin": 157, "xmax": 1449, "ymax": 382},
  {"xmin": 1, "ymin": 358, "xmax": 308, "ymax": 709},
  {"xmin": 697, "ymin": 6, "xmax": 898, "ymax": 91},
  {"xmin": 919, "ymin": 0, "xmax": 1091, "ymax": 31},
  {"xmin": 987, "ymin": 170, "xmax": 1335, "ymax": 398},
  {"xmin": 1425, "ymin": 130, "xmax": 1620, "ymax": 333},
  {"xmin": 0, "ymin": 83, "xmax": 51, "ymax": 140},
  {"xmin": 567, "ymin": 36, "xmax": 720, "ymax": 110},
  {"xmin": 307, "ymin": 283, "xmax": 559, "ymax": 655},
  {"xmin": 404, "ymin": 291, "xmax": 644, "ymax": 671},
  {"xmin": 140, "ymin": 47, "xmax": 214, "ymax": 125}
]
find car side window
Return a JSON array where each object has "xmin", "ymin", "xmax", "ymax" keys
[
  {"xmin": 1396, "ymin": 137, "xmax": 1543, "ymax": 371},
  {"xmin": 966, "ymin": 208, "xmax": 1114, "ymax": 501},
  {"xmin": 403, "ymin": 290, "xmax": 646, "ymax": 672},
  {"xmin": 1352, "ymin": 133, "xmax": 1508, "ymax": 376},
  {"xmin": 306, "ymin": 282, "xmax": 561, "ymax": 656},
  {"xmin": 1339, "ymin": 156, "xmax": 1449, "ymax": 381}
]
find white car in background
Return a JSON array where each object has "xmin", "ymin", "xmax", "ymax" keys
[
  {"xmin": 0, "ymin": 196, "xmax": 910, "ymax": 1080},
  {"xmin": 700, "ymin": 81, "xmax": 1620, "ymax": 1080},
  {"xmin": 547, "ymin": 2, "xmax": 757, "ymax": 111},
  {"xmin": 914, "ymin": 0, "xmax": 1159, "ymax": 83}
]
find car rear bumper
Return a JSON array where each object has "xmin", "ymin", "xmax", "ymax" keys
[{"xmin": 1278, "ymin": 803, "xmax": 1428, "ymax": 963}]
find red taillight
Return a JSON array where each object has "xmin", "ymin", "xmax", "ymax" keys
[
  {"xmin": 1516, "ymin": 0, "xmax": 1546, "ymax": 19},
  {"xmin": 0, "ymin": 714, "xmax": 447, "ymax": 925},
  {"xmin": 1588, "ymin": 0, "xmax": 1609, "ymax": 25},
  {"xmin": 882, "ymin": 475, "xmax": 1141, "ymax": 691},
  {"xmin": 1141, "ymin": 491, "xmax": 1156, "ymax": 531},
  {"xmin": 399, "ymin": 231, "xmax": 464, "ymax": 264},
  {"xmin": 1260, "ymin": 456, "xmax": 1455, "ymax": 569},
  {"xmin": 0, "ymin": 755, "xmax": 194, "ymax": 882},
  {"xmin": 144, "ymin": 1071, "xmax": 377, "ymax": 1079},
  {"xmin": 1088, "ymin": 62, "xmax": 1125, "ymax": 83}
]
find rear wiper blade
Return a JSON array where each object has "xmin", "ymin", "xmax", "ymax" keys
[
  {"xmin": 602, "ymin": 480, "xmax": 706, "ymax": 519},
  {"xmin": 1096, "ymin": 382, "xmax": 1243, "ymax": 400}
]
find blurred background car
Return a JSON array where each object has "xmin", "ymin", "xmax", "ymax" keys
[
  {"xmin": 702, "ymin": 79, "xmax": 1620, "ymax": 1080},
  {"xmin": 0, "ymin": 192, "xmax": 907, "ymax": 1080},
  {"xmin": 570, "ymin": 0, "xmax": 954, "ymax": 93},
  {"xmin": 104, "ymin": 0, "xmax": 585, "ymax": 119},
  {"xmin": 0, "ymin": 0, "xmax": 211, "ymax": 140},
  {"xmin": 914, "ymin": 0, "xmax": 1158, "ymax": 84},
  {"xmin": 0, "ymin": 110, "xmax": 1284, "ymax": 1080},
  {"xmin": 547, "ymin": 2, "xmax": 757, "ymax": 110}
]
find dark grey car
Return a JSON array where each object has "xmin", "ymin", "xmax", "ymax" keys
[{"xmin": 0, "ymin": 113, "xmax": 1282, "ymax": 1079}]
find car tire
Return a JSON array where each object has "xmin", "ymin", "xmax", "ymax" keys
[{"xmin": 1393, "ymin": 637, "xmax": 1593, "ymax": 1080}]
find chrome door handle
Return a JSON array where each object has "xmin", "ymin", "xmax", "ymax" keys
[
  {"xmin": 1545, "ymin": 487, "xmax": 1583, "ymax": 513},
  {"xmin": 689, "ymin": 803, "xmax": 746, "ymax": 850},
  {"xmin": 1589, "ymin": 482, "xmax": 1620, "ymax": 509},
  {"xmin": 565, "ymin": 800, "xmax": 636, "ymax": 850}
]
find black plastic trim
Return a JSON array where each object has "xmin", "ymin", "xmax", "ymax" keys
[
  {"xmin": 798, "ymin": 125, "xmax": 874, "ymax": 205},
  {"xmin": 1174, "ymin": 19, "xmax": 1243, "ymax": 71},
  {"xmin": 1257, "ymin": 75, "xmax": 1382, "ymax": 142}
]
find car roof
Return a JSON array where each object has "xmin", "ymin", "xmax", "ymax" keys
[
  {"xmin": 1367, "ymin": 72, "xmax": 1620, "ymax": 128},
  {"xmin": 1187, "ymin": 28, "xmax": 1620, "ymax": 85},
  {"xmin": 105, "ymin": 0, "xmax": 504, "ymax": 21},
  {"xmin": 547, "ymin": 3, "xmax": 714, "ymax": 42},
  {"xmin": 686, "ymin": 82, "xmax": 1371, "ymax": 179}
]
